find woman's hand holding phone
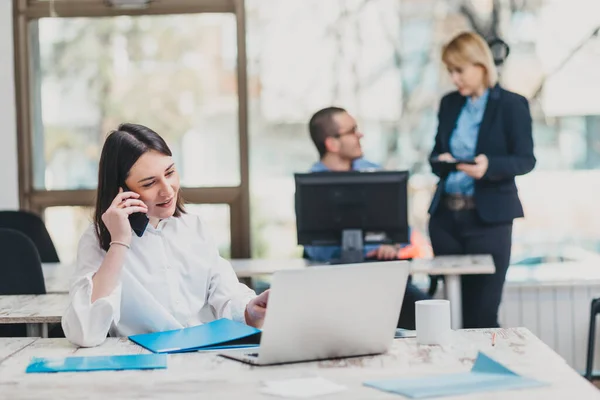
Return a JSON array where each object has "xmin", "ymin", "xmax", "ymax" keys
[
  {"xmin": 91, "ymin": 188, "xmax": 147, "ymax": 302},
  {"xmin": 102, "ymin": 188, "xmax": 148, "ymax": 245}
]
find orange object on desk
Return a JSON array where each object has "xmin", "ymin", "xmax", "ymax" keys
[{"xmin": 398, "ymin": 229, "xmax": 433, "ymax": 259}]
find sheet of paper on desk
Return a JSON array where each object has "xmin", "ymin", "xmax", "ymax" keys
[
  {"xmin": 364, "ymin": 352, "xmax": 547, "ymax": 398},
  {"xmin": 261, "ymin": 377, "xmax": 347, "ymax": 398}
]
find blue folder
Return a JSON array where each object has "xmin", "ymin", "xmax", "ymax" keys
[
  {"xmin": 26, "ymin": 354, "xmax": 167, "ymax": 373},
  {"xmin": 128, "ymin": 318, "xmax": 261, "ymax": 354},
  {"xmin": 395, "ymin": 328, "xmax": 416, "ymax": 338},
  {"xmin": 364, "ymin": 352, "xmax": 547, "ymax": 398}
]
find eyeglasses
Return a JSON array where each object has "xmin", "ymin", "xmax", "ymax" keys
[{"xmin": 334, "ymin": 126, "xmax": 359, "ymax": 138}]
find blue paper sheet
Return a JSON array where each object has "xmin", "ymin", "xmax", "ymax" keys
[
  {"xmin": 364, "ymin": 352, "xmax": 547, "ymax": 398},
  {"xmin": 128, "ymin": 318, "xmax": 261, "ymax": 354},
  {"xmin": 26, "ymin": 354, "xmax": 167, "ymax": 373}
]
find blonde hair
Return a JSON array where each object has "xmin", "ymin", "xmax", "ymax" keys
[{"xmin": 442, "ymin": 32, "xmax": 498, "ymax": 87}]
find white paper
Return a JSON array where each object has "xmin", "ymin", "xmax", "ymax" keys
[{"xmin": 261, "ymin": 377, "xmax": 347, "ymax": 398}]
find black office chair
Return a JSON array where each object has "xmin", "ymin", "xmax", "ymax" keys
[
  {"xmin": 0, "ymin": 210, "xmax": 60, "ymax": 263},
  {"xmin": 585, "ymin": 297, "xmax": 600, "ymax": 380},
  {"xmin": 0, "ymin": 228, "xmax": 46, "ymax": 337}
]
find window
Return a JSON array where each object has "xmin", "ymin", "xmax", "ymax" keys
[
  {"xmin": 18, "ymin": 0, "xmax": 600, "ymax": 264},
  {"xmin": 44, "ymin": 206, "xmax": 93, "ymax": 263},
  {"xmin": 15, "ymin": 0, "xmax": 250, "ymax": 258},
  {"xmin": 244, "ymin": 0, "xmax": 600, "ymax": 262},
  {"xmin": 33, "ymin": 14, "xmax": 240, "ymax": 190}
]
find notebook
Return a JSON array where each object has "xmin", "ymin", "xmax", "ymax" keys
[
  {"xmin": 26, "ymin": 354, "xmax": 167, "ymax": 373},
  {"xmin": 364, "ymin": 352, "xmax": 547, "ymax": 398},
  {"xmin": 129, "ymin": 318, "xmax": 261, "ymax": 354}
]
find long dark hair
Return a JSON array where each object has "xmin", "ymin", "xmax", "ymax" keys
[{"xmin": 94, "ymin": 123, "xmax": 185, "ymax": 251}]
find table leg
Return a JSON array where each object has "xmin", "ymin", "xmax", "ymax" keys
[
  {"xmin": 26, "ymin": 323, "xmax": 41, "ymax": 337},
  {"xmin": 444, "ymin": 275, "xmax": 463, "ymax": 329},
  {"xmin": 41, "ymin": 323, "xmax": 49, "ymax": 338}
]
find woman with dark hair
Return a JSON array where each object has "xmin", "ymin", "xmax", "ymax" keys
[{"xmin": 62, "ymin": 123, "xmax": 268, "ymax": 347}]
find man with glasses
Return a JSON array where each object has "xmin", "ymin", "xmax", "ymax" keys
[
  {"xmin": 304, "ymin": 106, "xmax": 429, "ymax": 329},
  {"xmin": 306, "ymin": 106, "xmax": 397, "ymax": 260}
]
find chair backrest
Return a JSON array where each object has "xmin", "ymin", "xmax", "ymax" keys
[
  {"xmin": 0, "ymin": 211, "xmax": 60, "ymax": 263},
  {"xmin": 0, "ymin": 228, "xmax": 46, "ymax": 295}
]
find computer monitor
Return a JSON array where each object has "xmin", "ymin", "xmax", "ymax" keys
[{"xmin": 294, "ymin": 170, "xmax": 409, "ymax": 264}]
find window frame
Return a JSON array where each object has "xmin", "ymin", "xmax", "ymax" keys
[{"xmin": 12, "ymin": 0, "xmax": 251, "ymax": 257}]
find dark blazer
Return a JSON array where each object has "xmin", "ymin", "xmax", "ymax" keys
[{"xmin": 428, "ymin": 84, "xmax": 536, "ymax": 224}]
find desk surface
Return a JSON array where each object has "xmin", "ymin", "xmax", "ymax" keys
[
  {"xmin": 0, "ymin": 294, "xmax": 67, "ymax": 324},
  {"xmin": 0, "ymin": 338, "xmax": 36, "ymax": 363},
  {"xmin": 43, "ymin": 254, "xmax": 495, "ymax": 294},
  {"xmin": 231, "ymin": 254, "xmax": 495, "ymax": 278},
  {"xmin": 7, "ymin": 256, "xmax": 493, "ymax": 325},
  {"xmin": 0, "ymin": 328, "xmax": 596, "ymax": 399}
]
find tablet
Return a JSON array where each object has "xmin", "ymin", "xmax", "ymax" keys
[{"xmin": 430, "ymin": 158, "xmax": 476, "ymax": 166}]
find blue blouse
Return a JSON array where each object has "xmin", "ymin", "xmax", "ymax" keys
[{"xmin": 444, "ymin": 89, "xmax": 489, "ymax": 195}]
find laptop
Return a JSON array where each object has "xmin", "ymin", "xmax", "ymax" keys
[{"xmin": 220, "ymin": 261, "xmax": 409, "ymax": 366}]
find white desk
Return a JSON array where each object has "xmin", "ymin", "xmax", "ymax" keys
[
  {"xmin": 229, "ymin": 255, "xmax": 494, "ymax": 278},
  {"xmin": 231, "ymin": 255, "xmax": 495, "ymax": 329},
  {"xmin": 42, "ymin": 255, "xmax": 495, "ymax": 329},
  {"xmin": 0, "ymin": 294, "xmax": 68, "ymax": 338},
  {"xmin": 0, "ymin": 328, "xmax": 597, "ymax": 399}
]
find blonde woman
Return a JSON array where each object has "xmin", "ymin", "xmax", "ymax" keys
[{"xmin": 428, "ymin": 32, "xmax": 535, "ymax": 328}]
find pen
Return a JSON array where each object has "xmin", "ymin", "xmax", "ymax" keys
[{"xmin": 491, "ymin": 332, "xmax": 496, "ymax": 346}]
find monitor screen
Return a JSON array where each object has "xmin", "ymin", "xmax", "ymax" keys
[{"xmin": 295, "ymin": 170, "xmax": 409, "ymax": 246}]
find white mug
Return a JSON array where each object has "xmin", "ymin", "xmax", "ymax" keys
[{"xmin": 415, "ymin": 299, "xmax": 452, "ymax": 345}]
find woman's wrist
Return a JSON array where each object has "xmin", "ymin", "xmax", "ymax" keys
[
  {"xmin": 110, "ymin": 234, "xmax": 131, "ymax": 246},
  {"xmin": 109, "ymin": 240, "xmax": 130, "ymax": 249}
]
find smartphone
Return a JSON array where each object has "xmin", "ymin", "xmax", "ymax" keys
[
  {"xmin": 121, "ymin": 186, "xmax": 149, "ymax": 237},
  {"xmin": 129, "ymin": 212, "xmax": 149, "ymax": 238},
  {"xmin": 430, "ymin": 157, "xmax": 477, "ymax": 175}
]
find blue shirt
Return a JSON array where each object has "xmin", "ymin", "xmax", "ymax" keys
[
  {"xmin": 304, "ymin": 159, "xmax": 400, "ymax": 263},
  {"xmin": 309, "ymin": 158, "xmax": 381, "ymax": 173},
  {"xmin": 445, "ymin": 89, "xmax": 489, "ymax": 195}
]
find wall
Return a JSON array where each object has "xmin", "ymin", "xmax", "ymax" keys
[
  {"xmin": 0, "ymin": 0, "xmax": 19, "ymax": 210},
  {"xmin": 499, "ymin": 281, "xmax": 600, "ymax": 373}
]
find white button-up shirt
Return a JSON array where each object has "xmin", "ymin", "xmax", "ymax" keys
[{"xmin": 62, "ymin": 213, "xmax": 256, "ymax": 347}]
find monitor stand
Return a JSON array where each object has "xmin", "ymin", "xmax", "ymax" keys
[{"xmin": 339, "ymin": 229, "xmax": 364, "ymax": 264}]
